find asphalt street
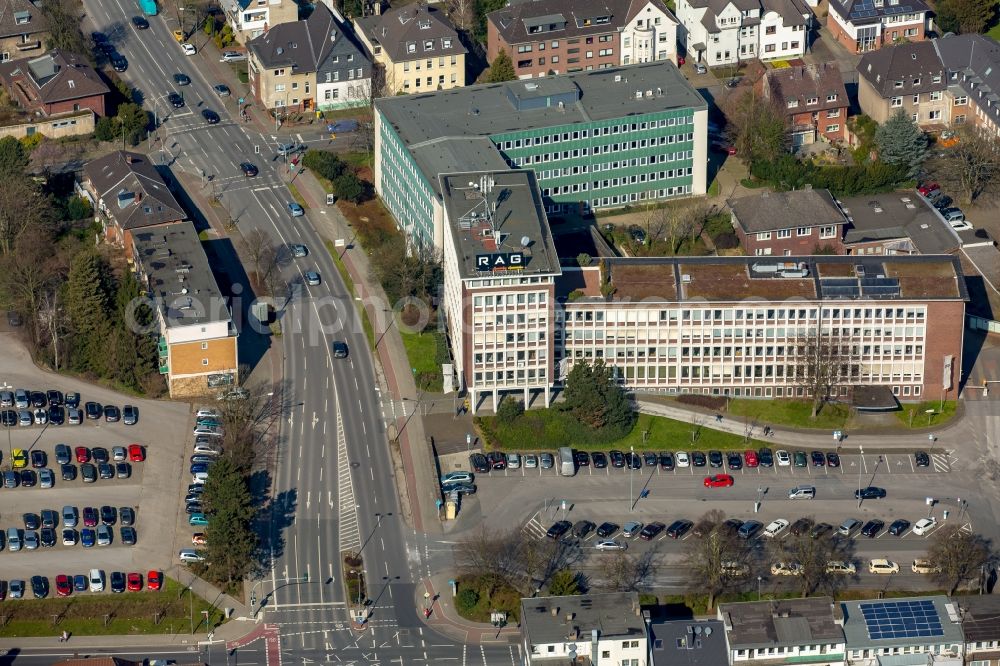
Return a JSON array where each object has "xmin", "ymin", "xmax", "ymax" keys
[{"xmin": 76, "ymin": 4, "xmax": 460, "ymax": 662}]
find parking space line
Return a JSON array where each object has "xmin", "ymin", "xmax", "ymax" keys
[{"xmin": 909, "ymin": 455, "xmax": 916, "ymax": 473}]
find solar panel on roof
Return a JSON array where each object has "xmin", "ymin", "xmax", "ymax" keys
[
  {"xmin": 860, "ymin": 277, "xmax": 899, "ymax": 287},
  {"xmin": 823, "ymin": 278, "xmax": 858, "ymax": 286},
  {"xmin": 822, "ymin": 285, "xmax": 861, "ymax": 298},
  {"xmin": 860, "ymin": 600, "xmax": 944, "ymax": 640}
]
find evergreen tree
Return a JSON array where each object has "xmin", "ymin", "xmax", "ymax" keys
[
  {"xmin": 64, "ymin": 251, "xmax": 113, "ymax": 374},
  {"xmin": 486, "ymin": 49, "xmax": 516, "ymax": 83},
  {"xmin": 0, "ymin": 136, "xmax": 28, "ymax": 179},
  {"xmin": 874, "ymin": 110, "xmax": 927, "ymax": 178},
  {"xmin": 934, "ymin": 0, "xmax": 994, "ymax": 34},
  {"xmin": 562, "ymin": 359, "xmax": 635, "ymax": 433},
  {"xmin": 202, "ymin": 456, "xmax": 258, "ymax": 585}
]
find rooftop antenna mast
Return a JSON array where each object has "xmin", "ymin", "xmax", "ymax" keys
[{"xmin": 477, "ymin": 174, "xmax": 501, "ymax": 246}]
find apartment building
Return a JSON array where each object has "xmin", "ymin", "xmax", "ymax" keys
[
  {"xmin": 248, "ymin": 3, "xmax": 371, "ymax": 112},
  {"xmin": 486, "ymin": 0, "xmax": 679, "ymax": 80},
  {"xmin": 224, "ymin": 0, "xmax": 298, "ymax": 44},
  {"xmin": 761, "ymin": 62, "xmax": 849, "ymax": 146},
  {"xmin": 826, "ymin": 0, "xmax": 928, "ymax": 54},
  {"xmin": 132, "ymin": 221, "xmax": 239, "ymax": 398},
  {"xmin": 521, "ymin": 593, "xmax": 649, "ymax": 666},
  {"xmin": 0, "ymin": 0, "xmax": 47, "ymax": 62},
  {"xmin": 354, "ymin": 3, "xmax": 465, "ymax": 95},
  {"xmin": 857, "ymin": 35, "xmax": 1000, "ymax": 136},
  {"xmin": 374, "ymin": 61, "xmax": 708, "ymax": 250},
  {"xmin": 718, "ymin": 598, "xmax": 846, "ymax": 665},
  {"xmin": 841, "ymin": 596, "xmax": 964, "ymax": 665},
  {"xmin": 78, "ymin": 151, "xmax": 186, "ymax": 249},
  {"xmin": 676, "ymin": 0, "xmax": 811, "ymax": 66}
]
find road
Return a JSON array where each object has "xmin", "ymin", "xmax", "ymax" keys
[{"xmin": 76, "ymin": 4, "xmax": 452, "ymax": 663}]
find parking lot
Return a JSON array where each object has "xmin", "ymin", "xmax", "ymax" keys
[{"xmin": 0, "ymin": 333, "xmax": 191, "ymax": 596}]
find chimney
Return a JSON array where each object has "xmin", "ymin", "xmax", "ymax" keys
[
  {"xmin": 125, "ymin": 154, "xmax": 134, "ymax": 164},
  {"xmin": 565, "ymin": 612, "xmax": 575, "ymax": 623},
  {"xmin": 136, "ymin": 192, "xmax": 143, "ymax": 203},
  {"xmin": 566, "ymin": 626, "xmax": 579, "ymax": 640},
  {"xmin": 551, "ymin": 606, "xmax": 559, "ymax": 618}
]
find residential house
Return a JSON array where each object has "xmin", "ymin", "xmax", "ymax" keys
[
  {"xmin": 934, "ymin": 33, "xmax": 1000, "ymax": 138},
  {"xmin": 0, "ymin": 50, "xmax": 108, "ymax": 116},
  {"xmin": 856, "ymin": 40, "xmax": 948, "ymax": 127},
  {"xmin": 224, "ymin": 0, "xmax": 298, "ymax": 44},
  {"xmin": 729, "ymin": 189, "xmax": 848, "ymax": 256},
  {"xmin": 0, "ymin": 0, "xmax": 47, "ymax": 62},
  {"xmin": 718, "ymin": 597, "xmax": 846, "ymax": 665},
  {"xmin": 953, "ymin": 595, "xmax": 1000, "ymax": 665},
  {"xmin": 521, "ymin": 593, "xmax": 649, "ymax": 666},
  {"xmin": 486, "ymin": 0, "xmax": 679, "ymax": 80},
  {"xmin": 132, "ymin": 221, "xmax": 239, "ymax": 398},
  {"xmin": 354, "ymin": 3, "xmax": 466, "ymax": 94},
  {"xmin": 841, "ymin": 596, "xmax": 964, "ymax": 665},
  {"xmin": 78, "ymin": 151, "xmax": 186, "ymax": 249},
  {"xmin": 826, "ymin": 0, "xmax": 928, "ymax": 54},
  {"xmin": 648, "ymin": 619, "xmax": 728, "ymax": 666},
  {"xmin": 729, "ymin": 188, "xmax": 962, "ymax": 259},
  {"xmin": 248, "ymin": 3, "xmax": 371, "ymax": 112},
  {"xmin": 675, "ymin": 0, "xmax": 811, "ymax": 66},
  {"xmin": 761, "ymin": 62, "xmax": 849, "ymax": 146}
]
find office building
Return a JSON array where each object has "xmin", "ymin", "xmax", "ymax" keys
[
  {"xmin": 718, "ymin": 597, "xmax": 846, "ymax": 665},
  {"xmin": 840, "ymin": 596, "xmax": 964, "ymax": 665}
]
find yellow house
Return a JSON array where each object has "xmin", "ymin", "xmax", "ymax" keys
[
  {"xmin": 132, "ymin": 221, "xmax": 239, "ymax": 398},
  {"xmin": 354, "ymin": 3, "xmax": 466, "ymax": 95}
]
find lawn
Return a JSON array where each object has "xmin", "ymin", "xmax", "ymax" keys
[
  {"xmin": 896, "ymin": 401, "xmax": 957, "ymax": 429},
  {"xmin": 288, "ymin": 182, "xmax": 307, "ymax": 208},
  {"xmin": 0, "ymin": 578, "xmax": 224, "ymax": 637},
  {"xmin": 454, "ymin": 575, "xmax": 521, "ymax": 624},
  {"xmin": 987, "ymin": 21, "xmax": 1000, "ymax": 42},
  {"xmin": 478, "ymin": 408, "xmax": 766, "ymax": 452},
  {"xmin": 399, "ymin": 328, "xmax": 443, "ymax": 392},
  {"xmin": 724, "ymin": 398, "xmax": 850, "ymax": 430}
]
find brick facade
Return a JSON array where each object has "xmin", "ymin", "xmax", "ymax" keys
[{"xmin": 736, "ymin": 221, "xmax": 845, "ymax": 256}]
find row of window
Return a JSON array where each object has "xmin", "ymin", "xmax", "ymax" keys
[
  {"xmin": 516, "ymin": 34, "xmax": 617, "ymax": 53},
  {"xmin": 402, "ymin": 56, "xmax": 459, "ymax": 71},
  {"xmin": 755, "ymin": 225, "xmax": 838, "ymax": 240},
  {"xmin": 590, "ymin": 186, "xmax": 691, "ymax": 208},
  {"xmin": 472, "ymin": 369, "xmax": 548, "ymax": 385},
  {"xmin": 542, "ymin": 168, "xmax": 694, "ymax": 196},
  {"xmin": 509, "ymin": 136, "xmax": 694, "ymax": 167},
  {"xmin": 403, "ymin": 37, "xmax": 454, "ymax": 54},
  {"xmin": 401, "ymin": 74, "xmax": 458, "ymax": 89},
  {"xmin": 563, "ymin": 307, "xmax": 928, "ymax": 323},
  {"xmin": 498, "ymin": 116, "xmax": 693, "ymax": 149},
  {"xmin": 321, "ymin": 67, "xmax": 364, "ymax": 83},
  {"xmin": 787, "ymin": 94, "xmax": 838, "ymax": 108},
  {"xmin": 558, "ymin": 343, "xmax": 925, "ymax": 358},
  {"xmin": 734, "ymin": 644, "xmax": 840, "ymax": 659}
]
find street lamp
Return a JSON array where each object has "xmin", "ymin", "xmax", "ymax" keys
[
  {"xmin": 629, "ymin": 445, "xmax": 634, "ymax": 513},
  {"xmin": 857, "ymin": 445, "xmax": 864, "ymax": 508},
  {"xmin": 757, "ymin": 575, "xmax": 762, "ymax": 601},
  {"xmin": 250, "ymin": 573, "xmax": 310, "ymax": 619}
]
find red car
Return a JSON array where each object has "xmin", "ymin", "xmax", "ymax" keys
[
  {"xmin": 75, "ymin": 446, "xmax": 90, "ymax": 463},
  {"xmin": 704, "ymin": 474, "xmax": 735, "ymax": 488},
  {"xmin": 743, "ymin": 450, "xmax": 759, "ymax": 468},
  {"xmin": 127, "ymin": 572, "xmax": 143, "ymax": 592},
  {"xmin": 147, "ymin": 571, "xmax": 163, "ymax": 591},
  {"xmin": 918, "ymin": 181, "xmax": 939, "ymax": 196},
  {"xmin": 128, "ymin": 444, "xmax": 145, "ymax": 462},
  {"xmin": 55, "ymin": 574, "xmax": 72, "ymax": 597}
]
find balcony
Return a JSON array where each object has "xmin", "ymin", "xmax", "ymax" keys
[{"xmin": 157, "ymin": 336, "xmax": 168, "ymax": 357}]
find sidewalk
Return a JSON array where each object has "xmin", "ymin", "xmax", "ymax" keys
[
  {"xmin": 415, "ymin": 575, "xmax": 520, "ymax": 645},
  {"xmin": 636, "ymin": 398, "xmax": 966, "ymax": 451}
]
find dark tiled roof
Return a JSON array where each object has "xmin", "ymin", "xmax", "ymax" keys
[
  {"xmin": 829, "ymin": 0, "xmax": 928, "ymax": 25},
  {"xmin": 650, "ymin": 620, "xmax": 728, "ymax": 666},
  {"xmin": 0, "ymin": 50, "xmax": 108, "ymax": 105},
  {"xmin": 764, "ymin": 62, "xmax": 848, "ymax": 116},
  {"xmin": 719, "ymin": 598, "xmax": 844, "ymax": 650},
  {"xmin": 248, "ymin": 2, "xmax": 339, "ymax": 72},
  {"xmin": 489, "ymin": 0, "xmax": 676, "ymax": 45},
  {"xmin": 857, "ymin": 40, "xmax": 942, "ymax": 97},
  {"xmin": 0, "ymin": 0, "xmax": 47, "ymax": 40},
  {"xmin": 355, "ymin": 3, "xmax": 465, "ymax": 63},
  {"xmin": 954, "ymin": 595, "xmax": 1000, "ymax": 644},
  {"xmin": 83, "ymin": 151, "xmax": 186, "ymax": 231},
  {"xmin": 729, "ymin": 189, "xmax": 845, "ymax": 233},
  {"xmin": 934, "ymin": 33, "xmax": 1000, "ymax": 129}
]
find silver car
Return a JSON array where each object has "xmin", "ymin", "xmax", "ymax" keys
[
  {"xmin": 539, "ymin": 453, "xmax": 554, "ymax": 469},
  {"xmin": 622, "ymin": 521, "xmax": 644, "ymax": 538},
  {"xmin": 523, "ymin": 454, "xmax": 538, "ymax": 469}
]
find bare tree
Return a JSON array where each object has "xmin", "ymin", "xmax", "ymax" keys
[
  {"xmin": 928, "ymin": 526, "xmax": 992, "ymax": 595},
  {"xmin": 723, "ymin": 87, "xmax": 788, "ymax": 163},
  {"xmin": 598, "ymin": 551, "xmax": 655, "ymax": 592},
  {"xmin": 354, "ymin": 64, "xmax": 388, "ymax": 156},
  {"xmin": 648, "ymin": 200, "xmax": 710, "ymax": 254},
  {"xmin": 37, "ymin": 288, "xmax": 68, "ymax": 370},
  {"xmin": 793, "ymin": 333, "xmax": 858, "ymax": 419},
  {"xmin": 212, "ymin": 369, "xmax": 285, "ymax": 473},
  {"xmin": 0, "ymin": 237, "xmax": 56, "ymax": 344},
  {"xmin": 937, "ymin": 127, "xmax": 1000, "ymax": 205},
  {"xmin": 454, "ymin": 527, "xmax": 525, "ymax": 598},
  {"xmin": 521, "ymin": 538, "xmax": 581, "ymax": 595},
  {"xmin": 693, "ymin": 509, "xmax": 726, "ymax": 538},
  {"xmin": 769, "ymin": 529, "xmax": 855, "ymax": 597},
  {"xmin": 0, "ymin": 179, "xmax": 55, "ymax": 255},
  {"xmin": 446, "ymin": 0, "xmax": 474, "ymax": 32},
  {"xmin": 683, "ymin": 524, "xmax": 752, "ymax": 610}
]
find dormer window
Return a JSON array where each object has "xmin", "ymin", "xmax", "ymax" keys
[
  {"xmin": 407, "ymin": 42, "xmax": 416, "ymax": 53},
  {"xmin": 13, "ymin": 11, "xmax": 29, "ymax": 24},
  {"xmin": 826, "ymin": 93, "xmax": 837, "ymax": 102},
  {"xmin": 912, "ymin": 77, "xmax": 920, "ymax": 85},
  {"xmin": 787, "ymin": 99, "xmax": 799, "ymax": 108},
  {"xmin": 418, "ymin": 19, "xmax": 431, "ymax": 29},
  {"xmin": 894, "ymin": 80, "xmax": 903, "ymax": 88},
  {"xmin": 348, "ymin": 53, "xmax": 354, "ymax": 61},
  {"xmin": 806, "ymin": 96, "xmax": 818, "ymax": 104},
  {"xmin": 424, "ymin": 39, "xmax": 433, "ymax": 50},
  {"xmin": 932, "ymin": 74, "xmax": 941, "ymax": 83},
  {"xmin": 443, "ymin": 38, "xmax": 452, "ymax": 48}
]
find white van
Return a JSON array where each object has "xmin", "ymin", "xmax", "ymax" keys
[
  {"xmin": 89, "ymin": 568, "xmax": 105, "ymax": 592},
  {"xmin": 869, "ymin": 558, "xmax": 900, "ymax": 574},
  {"xmin": 6, "ymin": 528, "xmax": 21, "ymax": 552},
  {"xmin": 788, "ymin": 485, "xmax": 816, "ymax": 499}
]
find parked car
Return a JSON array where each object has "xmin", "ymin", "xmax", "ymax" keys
[
  {"xmin": 861, "ymin": 520, "xmax": 885, "ymax": 538},
  {"xmin": 763, "ymin": 518, "xmax": 788, "ymax": 538},
  {"xmin": 868, "ymin": 559, "xmax": 899, "ymax": 574},
  {"xmin": 469, "ymin": 453, "xmax": 489, "ymax": 473},
  {"xmin": 855, "ymin": 486, "xmax": 887, "ymax": 500},
  {"xmin": 913, "ymin": 517, "xmax": 937, "ymax": 535},
  {"xmin": 666, "ymin": 519, "xmax": 693, "ymax": 539},
  {"xmin": 546, "ymin": 520, "xmax": 572, "ymax": 540},
  {"xmin": 220, "ymin": 50, "xmax": 247, "ymax": 63},
  {"xmin": 596, "ymin": 522, "xmax": 619, "ymax": 538},
  {"xmin": 621, "ymin": 521, "xmax": 643, "ymax": 538},
  {"xmin": 182, "ymin": 42, "xmax": 196, "ymax": 55},
  {"xmin": 888, "ymin": 519, "xmax": 911, "ymax": 536},
  {"xmin": 639, "ymin": 522, "xmax": 666, "ymax": 541}
]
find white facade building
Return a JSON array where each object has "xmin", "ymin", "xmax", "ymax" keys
[
  {"xmin": 676, "ymin": 0, "xmax": 811, "ymax": 65},
  {"xmin": 224, "ymin": 0, "xmax": 298, "ymax": 44},
  {"xmin": 620, "ymin": 0, "xmax": 680, "ymax": 65}
]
